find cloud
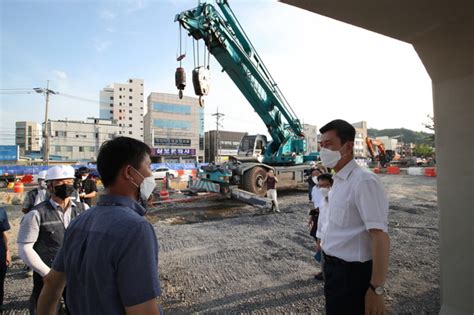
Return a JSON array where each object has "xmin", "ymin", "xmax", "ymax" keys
[
  {"xmin": 126, "ymin": 0, "xmax": 146, "ymax": 13},
  {"xmin": 94, "ymin": 40, "xmax": 111, "ymax": 53},
  {"xmin": 52, "ymin": 70, "xmax": 68, "ymax": 80},
  {"xmin": 98, "ymin": 9, "xmax": 116, "ymax": 20}
]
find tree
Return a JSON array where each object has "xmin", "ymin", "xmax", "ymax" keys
[
  {"xmin": 413, "ymin": 143, "xmax": 434, "ymax": 157},
  {"xmin": 423, "ymin": 115, "xmax": 435, "ymax": 142}
]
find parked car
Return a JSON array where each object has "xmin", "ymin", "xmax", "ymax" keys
[{"xmin": 152, "ymin": 167, "xmax": 179, "ymax": 180}]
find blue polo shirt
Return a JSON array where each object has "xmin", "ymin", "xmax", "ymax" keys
[{"xmin": 53, "ymin": 194, "xmax": 161, "ymax": 314}]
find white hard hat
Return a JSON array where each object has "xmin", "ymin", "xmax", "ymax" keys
[
  {"xmin": 45, "ymin": 165, "xmax": 75, "ymax": 181},
  {"xmin": 37, "ymin": 170, "xmax": 48, "ymax": 180}
]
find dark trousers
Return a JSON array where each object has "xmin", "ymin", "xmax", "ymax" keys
[
  {"xmin": 0, "ymin": 261, "xmax": 6, "ymax": 310},
  {"xmin": 308, "ymin": 183, "xmax": 315, "ymax": 201},
  {"xmin": 29, "ymin": 272, "xmax": 44, "ymax": 314},
  {"xmin": 323, "ymin": 253, "xmax": 372, "ymax": 315},
  {"xmin": 30, "ymin": 272, "xmax": 67, "ymax": 315}
]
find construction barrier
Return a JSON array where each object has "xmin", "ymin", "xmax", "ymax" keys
[
  {"xmin": 407, "ymin": 167, "xmax": 424, "ymax": 176},
  {"xmin": 424, "ymin": 167, "xmax": 437, "ymax": 177},
  {"xmin": 386, "ymin": 166, "xmax": 400, "ymax": 175},
  {"xmin": 13, "ymin": 182, "xmax": 24, "ymax": 193}
]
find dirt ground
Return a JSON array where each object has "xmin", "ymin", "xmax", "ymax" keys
[{"xmin": 1, "ymin": 174, "xmax": 439, "ymax": 314}]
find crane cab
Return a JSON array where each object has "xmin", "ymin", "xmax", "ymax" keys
[{"xmin": 236, "ymin": 134, "xmax": 267, "ymax": 162}]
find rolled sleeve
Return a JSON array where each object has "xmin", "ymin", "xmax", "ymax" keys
[
  {"xmin": 355, "ymin": 178, "xmax": 389, "ymax": 233},
  {"xmin": 116, "ymin": 221, "xmax": 161, "ymax": 307},
  {"xmin": 17, "ymin": 210, "xmax": 41, "ymax": 243}
]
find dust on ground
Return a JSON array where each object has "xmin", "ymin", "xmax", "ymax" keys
[{"xmin": 2, "ymin": 174, "xmax": 439, "ymax": 314}]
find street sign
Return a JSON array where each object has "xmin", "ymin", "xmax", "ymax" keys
[{"xmin": 0, "ymin": 145, "xmax": 19, "ymax": 161}]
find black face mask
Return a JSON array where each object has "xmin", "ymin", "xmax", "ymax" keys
[{"xmin": 54, "ymin": 184, "xmax": 76, "ymax": 200}]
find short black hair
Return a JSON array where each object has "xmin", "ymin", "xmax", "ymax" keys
[
  {"xmin": 97, "ymin": 137, "xmax": 150, "ymax": 187},
  {"xmin": 317, "ymin": 173, "xmax": 333, "ymax": 185},
  {"xmin": 319, "ymin": 119, "xmax": 356, "ymax": 144},
  {"xmin": 77, "ymin": 166, "xmax": 90, "ymax": 175}
]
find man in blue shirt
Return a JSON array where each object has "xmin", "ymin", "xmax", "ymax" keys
[{"xmin": 37, "ymin": 137, "xmax": 161, "ymax": 315}]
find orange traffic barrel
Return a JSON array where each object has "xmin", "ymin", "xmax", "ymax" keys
[
  {"xmin": 13, "ymin": 181, "xmax": 24, "ymax": 193},
  {"xmin": 159, "ymin": 189, "xmax": 170, "ymax": 201},
  {"xmin": 387, "ymin": 166, "xmax": 400, "ymax": 175}
]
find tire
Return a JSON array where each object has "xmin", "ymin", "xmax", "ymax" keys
[
  {"xmin": 168, "ymin": 174, "xmax": 175, "ymax": 179},
  {"xmin": 242, "ymin": 166, "xmax": 267, "ymax": 197},
  {"xmin": 0, "ymin": 180, "xmax": 7, "ymax": 189}
]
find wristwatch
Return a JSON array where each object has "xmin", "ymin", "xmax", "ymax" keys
[{"xmin": 369, "ymin": 283, "xmax": 385, "ymax": 295}]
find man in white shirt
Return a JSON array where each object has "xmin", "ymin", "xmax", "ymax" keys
[
  {"xmin": 310, "ymin": 173, "xmax": 333, "ymax": 281},
  {"xmin": 318, "ymin": 119, "xmax": 390, "ymax": 315}
]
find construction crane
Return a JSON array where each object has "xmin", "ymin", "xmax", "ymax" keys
[{"xmin": 175, "ymin": 0, "xmax": 316, "ymax": 195}]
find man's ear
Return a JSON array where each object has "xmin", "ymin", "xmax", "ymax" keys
[{"xmin": 119, "ymin": 165, "xmax": 133, "ymax": 182}]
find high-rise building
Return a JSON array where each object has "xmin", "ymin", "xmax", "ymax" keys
[
  {"xmin": 99, "ymin": 78, "xmax": 144, "ymax": 140},
  {"xmin": 15, "ymin": 121, "xmax": 42, "ymax": 155},
  {"xmin": 144, "ymin": 93, "xmax": 204, "ymax": 163},
  {"xmin": 46, "ymin": 118, "xmax": 121, "ymax": 161},
  {"xmin": 303, "ymin": 124, "xmax": 318, "ymax": 153}
]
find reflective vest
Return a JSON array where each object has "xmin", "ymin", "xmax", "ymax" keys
[{"xmin": 32, "ymin": 200, "xmax": 85, "ymax": 266}]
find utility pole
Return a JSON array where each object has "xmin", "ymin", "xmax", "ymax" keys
[
  {"xmin": 34, "ymin": 81, "xmax": 57, "ymax": 165},
  {"xmin": 211, "ymin": 108, "xmax": 224, "ymax": 163}
]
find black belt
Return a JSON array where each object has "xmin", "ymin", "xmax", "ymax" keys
[{"xmin": 322, "ymin": 252, "xmax": 372, "ymax": 266}]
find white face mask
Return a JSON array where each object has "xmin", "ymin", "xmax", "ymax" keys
[
  {"xmin": 319, "ymin": 187, "xmax": 330, "ymax": 197},
  {"xmin": 81, "ymin": 175, "xmax": 88, "ymax": 181},
  {"xmin": 319, "ymin": 147, "xmax": 341, "ymax": 168},
  {"xmin": 131, "ymin": 167, "xmax": 156, "ymax": 204},
  {"xmin": 312, "ymin": 176, "xmax": 319, "ymax": 183}
]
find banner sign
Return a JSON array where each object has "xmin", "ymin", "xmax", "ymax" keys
[{"xmin": 153, "ymin": 148, "xmax": 196, "ymax": 156}]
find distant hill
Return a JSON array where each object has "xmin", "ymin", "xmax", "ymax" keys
[{"xmin": 367, "ymin": 128, "xmax": 434, "ymax": 146}]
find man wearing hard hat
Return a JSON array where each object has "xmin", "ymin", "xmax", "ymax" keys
[
  {"xmin": 17, "ymin": 165, "xmax": 88, "ymax": 314},
  {"xmin": 22, "ymin": 170, "xmax": 49, "ymax": 214}
]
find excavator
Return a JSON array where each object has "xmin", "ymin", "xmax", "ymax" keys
[
  {"xmin": 365, "ymin": 137, "xmax": 398, "ymax": 168},
  {"xmin": 175, "ymin": 0, "xmax": 316, "ymax": 197}
]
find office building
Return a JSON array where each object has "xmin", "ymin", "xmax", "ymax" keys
[
  {"xmin": 352, "ymin": 121, "xmax": 368, "ymax": 158},
  {"xmin": 205, "ymin": 130, "xmax": 247, "ymax": 163},
  {"xmin": 144, "ymin": 92, "xmax": 204, "ymax": 163},
  {"xmin": 303, "ymin": 124, "xmax": 318, "ymax": 153},
  {"xmin": 46, "ymin": 118, "xmax": 121, "ymax": 161},
  {"xmin": 15, "ymin": 121, "xmax": 42, "ymax": 156}
]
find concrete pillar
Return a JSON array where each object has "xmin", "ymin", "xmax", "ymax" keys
[{"xmin": 413, "ymin": 16, "xmax": 474, "ymax": 315}]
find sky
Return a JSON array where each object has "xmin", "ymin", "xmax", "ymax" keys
[{"xmin": 0, "ymin": 0, "xmax": 434, "ymax": 145}]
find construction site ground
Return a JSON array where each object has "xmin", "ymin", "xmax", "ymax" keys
[{"xmin": 2, "ymin": 174, "xmax": 439, "ymax": 314}]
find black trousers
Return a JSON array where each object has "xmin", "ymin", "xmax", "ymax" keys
[
  {"xmin": 29, "ymin": 272, "xmax": 43, "ymax": 315},
  {"xmin": 0, "ymin": 260, "xmax": 6, "ymax": 310},
  {"xmin": 30, "ymin": 272, "xmax": 67, "ymax": 315},
  {"xmin": 323, "ymin": 253, "xmax": 372, "ymax": 315}
]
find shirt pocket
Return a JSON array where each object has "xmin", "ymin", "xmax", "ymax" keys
[{"xmin": 329, "ymin": 200, "xmax": 349, "ymax": 227}]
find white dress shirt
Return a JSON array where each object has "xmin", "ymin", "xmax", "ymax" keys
[
  {"xmin": 311, "ymin": 186, "xmax": 329, "ymax": 241},
  {"xmin": 321, "ymin": 159, "xmax": 388, "ymax": 262}
]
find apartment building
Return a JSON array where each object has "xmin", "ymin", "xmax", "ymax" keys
[{"xmin": 99, "ymin": 78, "xmax": 144, "ymax": 140}]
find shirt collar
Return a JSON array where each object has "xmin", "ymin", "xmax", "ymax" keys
[
  {"xmin": 49, "ymin": 199, "xmax": 76, "ymax": 210},
  {"xmin": 334, "ymin": 159, "xmax": 358, "ymax": 180},
  {"xmin": 97, "ymin": 194, "xmax": 146, "ymax": 216}
]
